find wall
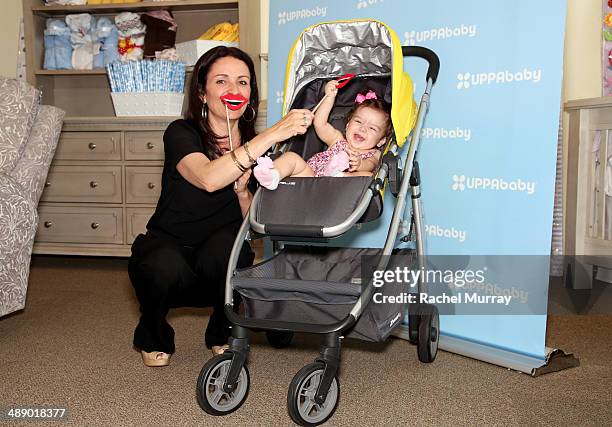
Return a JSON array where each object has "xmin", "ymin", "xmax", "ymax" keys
[
  {"xmin": 563, "ymin": 0, "xmax": 601, "ymax": 101},
  {"xmin": 562, "ymin": 0, "xmax": 602, "ymax": 228},
  {"xmin": 0, "ymin": 0, "xmax": 23, "ymax": 78}
]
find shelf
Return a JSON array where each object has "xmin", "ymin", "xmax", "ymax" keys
[
  {"xmin": 32, "ymin": 0, "xmax": 238, "ymax": 16},
  {"xmin": 564, "ymin": 96, "xmax": 612, "ymax": 111},
  {"xmin": 36, "ymin": 69, "xmax": 107, "ymax": 75},
  {"xmin": 35, "ymin": 66, "xmax": 194, "ymax": 76}
]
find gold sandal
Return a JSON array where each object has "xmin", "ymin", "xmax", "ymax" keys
[
  {"xmin": 211, "ymin": 344, "xmax": 230, "ymax": 356},
  {"xmin": 141, "ymin": 350, "xmax": 171, "ymax": 367}
]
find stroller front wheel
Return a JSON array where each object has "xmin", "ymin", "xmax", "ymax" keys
[
  {"xmin": 196, "ymin": 353, "xmax": 250, "ymax": 416},
  {"xmin": 287, "ymin": 362, "xmax": 340, "ymax": 426}
]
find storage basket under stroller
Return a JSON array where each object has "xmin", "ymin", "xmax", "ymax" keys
[{"xmin": 234, "ymin": 246, "xmax": 416, "ymax": 342}]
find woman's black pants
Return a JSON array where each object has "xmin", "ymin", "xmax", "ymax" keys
[{"xmin": 128, "ymin": 225, "xmax": 254, "ymax": 354}]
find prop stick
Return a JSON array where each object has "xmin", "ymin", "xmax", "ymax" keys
[
  {"xmin": 311, "ymin": 73, "xmax": 355, "ymax": 114},
  {"xmin": 224, "ymin": 104, "xmax": 233, "ymax": 151},
  {"xmin": 220, "ymin": 93, "xmax": 249, "ymax": 190},
  {"xmin": 224, "ymin": 104, "xmax": 238, "ymax": 189}
]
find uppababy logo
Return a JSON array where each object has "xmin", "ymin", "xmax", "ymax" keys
[
  {"xmin": 357, "ymin": 0, "xmax": 383, "ymax": 9},
  {"xmin": 278, "ymin": 7, "xmax": 327, "ymax": 25},
  {"xmin": 425, "ymin": 224, "xmax": 467, "ymax": 243},
  {"xmin": 389, "ymin": 312, "xmax": 401, "ymax": 328},
  {"xmin": 457, "ymin": 68, "xmax": 542, "ymax": 90},
  {"xmin": 422, "ymin": 127, "xmax": 471, "ymax": 142},
  {"xmin": 452, "ymin": 175, "xmax": 536, "ymax": 195},
  {"xmin": 404, "ymin": 24, "xmax": 477, "ymax": 45},
  {"xmin": 276, "ymin": 90, "xmax": 284, "ymax": 104}
]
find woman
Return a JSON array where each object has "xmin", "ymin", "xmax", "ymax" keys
[{"xmin": 128, "ymin": 46, "xmax": 314, "ymax": 367}]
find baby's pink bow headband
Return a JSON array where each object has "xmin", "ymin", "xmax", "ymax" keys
[{"xmin": 355, "ymin": 90, "xmax": 377, "ymax": 104}]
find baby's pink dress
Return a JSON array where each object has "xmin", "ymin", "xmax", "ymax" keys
[{"xmin": 306, "ymin": 140, "xmax": 377, "ymax": 177}]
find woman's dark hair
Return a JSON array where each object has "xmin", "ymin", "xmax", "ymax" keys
[
  {"xmin": 345, "ymin": 89, "xmax": 392, "ymax": 139},
  {"xmin": 186, "ymin": 46, "xmax": 259, "ymax": 159}
]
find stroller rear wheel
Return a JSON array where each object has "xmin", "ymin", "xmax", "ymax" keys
[
  {"xmin": 417, "ymin": 304, "xmax": 439, "ymax": 363},
  {"xmin": 287, "ymin": 362, "xmax": 340, "ymax": 426},
  {"xmin": 196, "ymin": 353, "xmax": 250, "ymax": 415},
  {"xmin": 266, "ymin": 330, "xmax": 294, "ymax": 348}
]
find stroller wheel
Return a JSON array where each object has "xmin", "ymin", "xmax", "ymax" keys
[
  {"xmin": 196, "ymin": 353, "xmax": 250, "ymax": 416},
  {"xmin": 266, "ymin": 330, "xmax": 294, "ymax": 348},
  {"xmin": 417, "ymin": 304, "xmax": 440, "ymax": 363},
  {"xmin": 408, "ymin": 303, "xmax": 422, "ymax": 344},
  {"xmin": 287, "ymin": 362, "xmax": 340, "ymax": 426}
]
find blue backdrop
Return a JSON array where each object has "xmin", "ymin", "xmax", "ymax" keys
[{"xmin": 267, "ymin": 0, "xmax": 566, "ymax": 361}]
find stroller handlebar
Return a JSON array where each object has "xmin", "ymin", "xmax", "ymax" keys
[{"xmin": 402, "ymin": 46, "xmax": 440, "ymax": 85}]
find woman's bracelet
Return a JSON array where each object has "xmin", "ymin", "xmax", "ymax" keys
[
  {"xmin": 242, "ymin": 140, "xmax": 256, "ymax": 165},
  {"xmin": 230, "ymin": 150, "xmax": 248, "ymax": 173}
]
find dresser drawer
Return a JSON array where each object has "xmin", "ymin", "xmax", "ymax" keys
[
  {"xmin": 55, "ymin": 132, "xmax": 121, "ymax": 160},
  {"xmin": 41, "ymin": 166, "xmax": 122, "ymax": 203},
  {"xmin": 125, "ymin": 131, "xmax": 165, "ymax": 160},
  {"xmin": 125, "ymin": 166, "xmax": 163, "ymax": 204},
  {"xmin": 126, "ymin": 207, "xmax": 155, "ymax": 244},
  {"xmin": 36, "ymin": 206, "xmax": 123, "ymax": 244}
]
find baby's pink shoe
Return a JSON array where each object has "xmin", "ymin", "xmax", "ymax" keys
[
  {"xmin": 253, "ymin": 156, "xmax": 280, "ymax": 190},
  {"xmin": 323, "ymin": 151, "xmax": 350, "ymax": 177}
]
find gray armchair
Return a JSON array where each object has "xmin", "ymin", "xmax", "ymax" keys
[{"xmin": 0, "ymin": 77, "xmax": 64, "ymax": 317}]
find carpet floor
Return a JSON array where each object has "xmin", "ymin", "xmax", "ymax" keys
[{"xmin": 0, "ymin": 256, "xmax": 610, "ymax": 426}]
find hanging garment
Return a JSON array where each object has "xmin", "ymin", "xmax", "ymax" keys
[{"xmin": 605, "ymin": 137, "xmax": 612, "ymax": 240}]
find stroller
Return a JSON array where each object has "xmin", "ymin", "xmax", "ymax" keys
[{"xmin": 196, "ymin": 19, "xmax": 440, "ymax": 426}]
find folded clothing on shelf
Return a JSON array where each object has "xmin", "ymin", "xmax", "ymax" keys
[
  {"xmin": 141, "ymin": 10, "xmax": 177, "ymax": 60},
  {"xmin": 43, "ymin": 19, "xmax": 72, "ymax": 70},
  {"xmin": 66, "ymin": 13, "xmax": 99, "ymax": 70},
  {"xmin": 115, "ymin": 12, "xmax": 146, "ymax": 62},
  {"xmin": 93, "ymin": 17, "xmax": 120, "ymax": 68}
]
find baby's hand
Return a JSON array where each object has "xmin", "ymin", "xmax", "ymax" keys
[
  {"xmin": 346, "ymin": 148, "xmax": 362, "ymax": 172},
  {"xmin": 325, "ymin": 80, "xmax": 339, "ymax": 97}
]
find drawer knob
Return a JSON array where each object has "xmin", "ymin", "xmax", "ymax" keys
[
  {"xmin": 45, "ymin": 181, "xmax": 51, "ymax": 187},
  {"xmin": 90, "ymin": 181, "xmax": 98, "ymax": 188},
  {"xmin": 88, "ymin": 142, "xmax": 97, "ymax": 150},
  {"xmin": 147, "ymin": 182, "xmax": 156, "ymax": 189},
  {"xmin": 146, "ymin": 142, "xmax": 155, "ymax": 149},
  {"xmin": 91, "ymin": 222, "xmax": 100, "ymax": 230},
  {"xmin": 44, "ymin": 221, "xmax": 53, "ymax": 228}
]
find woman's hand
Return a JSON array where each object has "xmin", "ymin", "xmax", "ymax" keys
[
  {"xmin": 265, "ymin": 109, "xmax": 313, "ymax": 143},
  {"xmin": 324, "ymin": 80, "xmax": 339, "ymax": 97},
  {"xmin": 234, "ymin": 168, "xmax": 252, "ymax": 198},
  {"xmin": 346, "ymin": 148, "xmax": 362, "ymax": 172}
]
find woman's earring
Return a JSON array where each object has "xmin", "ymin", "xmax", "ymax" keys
[
  {"xmin": 201, "ymin": 103, "xmax": 208, "ymax": 121},
  {"xmin": 241, "ymin": 103, "xmax": 256, "ymax": 122}
]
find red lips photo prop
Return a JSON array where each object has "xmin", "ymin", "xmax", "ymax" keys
[
  {"xmin": 336, "ymin": 73, "xmax": 355, "ymax": 89},
  {"xmin": 220, "ymin": 93, "xmax": 248, "ymax": 111}
]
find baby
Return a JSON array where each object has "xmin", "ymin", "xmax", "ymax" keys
[{"xmin": 254, "ymin": 80, "xmax": 392, "ymax": 190}]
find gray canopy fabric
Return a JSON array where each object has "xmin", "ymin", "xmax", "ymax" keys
[{"xmin": 283, "ymin": 20, "xmax": 393, "ymax": 114}]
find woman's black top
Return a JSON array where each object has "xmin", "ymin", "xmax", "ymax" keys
[{"xmin": 146, "ymin": 119, "xmax": 244, "ymax": 247}]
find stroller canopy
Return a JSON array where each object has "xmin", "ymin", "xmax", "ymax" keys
[{"xmin": 282, "ymin": 19, "xmax": 417, "ymax": 147}]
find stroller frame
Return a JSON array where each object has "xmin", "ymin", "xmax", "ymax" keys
[{"xmin": 197, "ymin": 20, "xmax": 440, "ymax": 426}]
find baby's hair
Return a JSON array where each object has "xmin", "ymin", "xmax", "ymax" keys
[{"xmin": 345, "ymin": 89, "xmax": 392, "ymax": 139}]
